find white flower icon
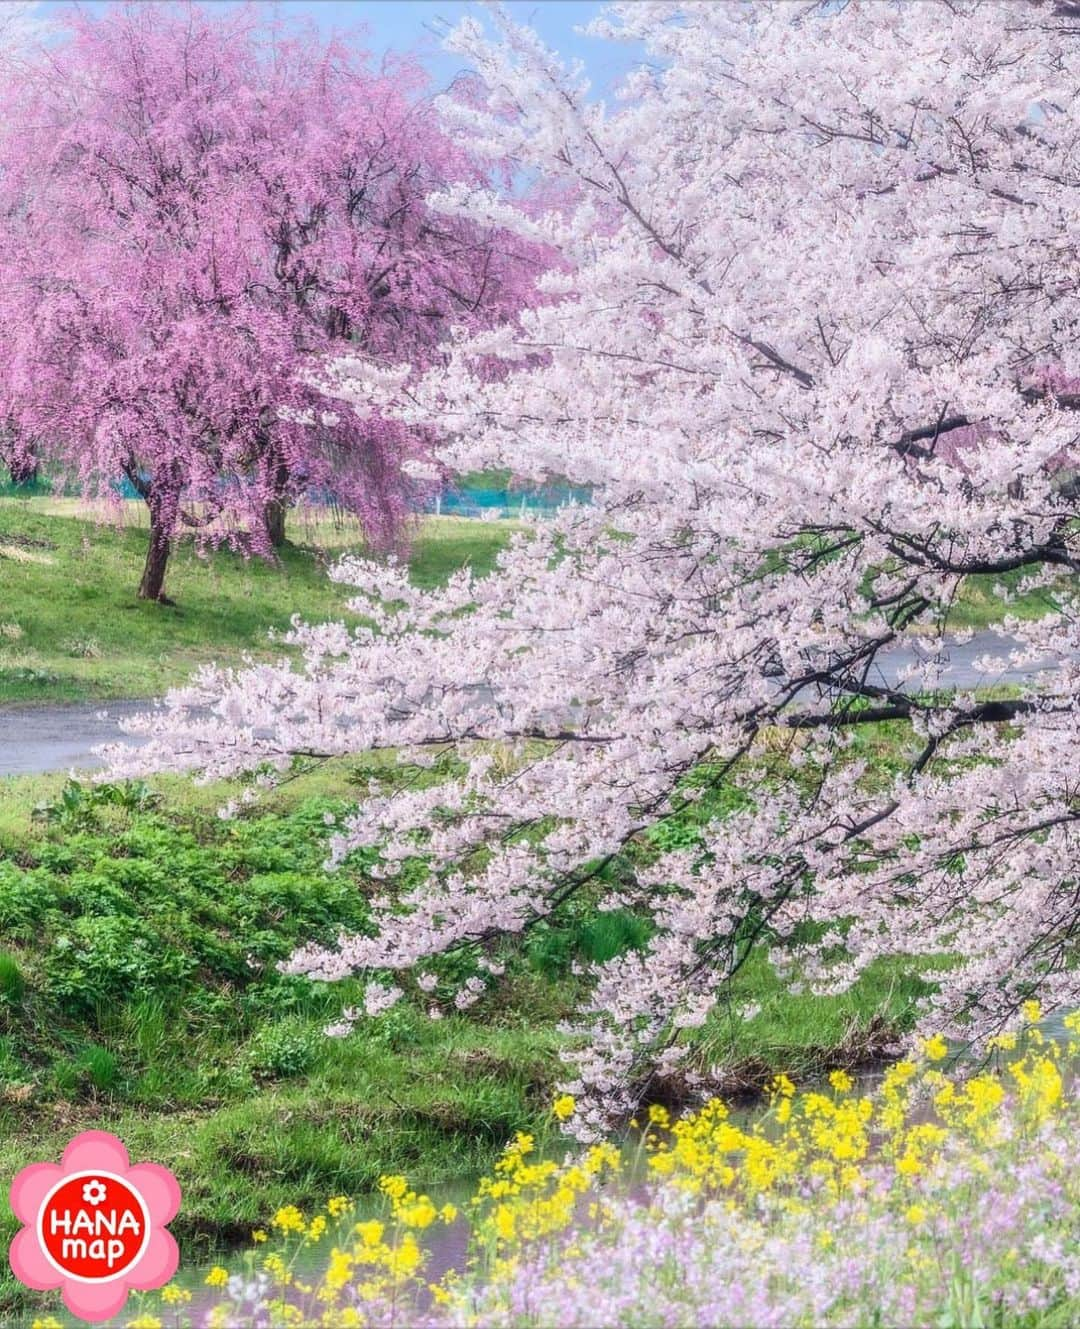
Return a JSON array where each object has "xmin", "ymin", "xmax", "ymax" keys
[{"xmin": 82, "ymin": 1178, "xmax": 107, "ymax": 1206}]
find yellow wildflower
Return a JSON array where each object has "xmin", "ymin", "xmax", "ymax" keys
[
  {"xmin": 378, "ymin": 1174, "xmax": 408, "ymax": 1202},
  {"xmin": 384, "ymin": 1234, "xmax": 423, "ymax": 1278},
  {"xmin": 552, "ymin": 1093, "xmax": 576, "ymax": 1121},
  {"xmin": 922, "ymin": 1033, "xmax": 948, "ymax": 1062},
  {"xmin": 399, "ymin": 1196, "xmax": 438, "ymax": 1229},
  {"xmin": 494, "ymin": 1204, "xmax": 516, "ymax": 1241},
  {"xmin": 204, "ymin": 1266, "xmax": 230, "ymax": 1288},
  {"xmin": 271, "ymin": 1204, "xmax": 306, "ymax": 1234},
  {"xmin": 322, "ymin": 1247, "xmax": 354, "ymax": 1293},
  {"xmin": 355, "ymin": 1219, "xmax": 385, "ymax": 1246},
  {"xmin": 828, "ymin": 1069, "xmax": 854, "ymax": 1094}
]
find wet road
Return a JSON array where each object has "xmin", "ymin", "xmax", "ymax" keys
[
  {"xmin": 0, "ymin": 630, "xmax": 1072, "ymax": 777},
  {"xmin": 0, "ymin": 698, "xmax": 151, "ymax": 777}
]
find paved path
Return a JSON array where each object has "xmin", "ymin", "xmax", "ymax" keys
[
  {"xmin": 0, "ymin": 630, "xmax": 1072, "ymax": 777},
  {"xmin": 0, "ymin": 699, "xmax": 150, "ymax": 777},
  {"xmin": 854, "ymin": 629, "xmax": 1067, "ymax": 692}
]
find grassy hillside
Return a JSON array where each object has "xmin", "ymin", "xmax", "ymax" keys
[{"xmin": 0, "ymin": 499, "xmax": 513, "ymax": 706}]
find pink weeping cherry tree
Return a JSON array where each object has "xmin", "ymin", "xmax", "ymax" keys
[
  {"xmin": 0, "ymin": 3, "xmax": 535, "ymax": 600},
  {"xmin": 111, "ymin": 0, "xmax": 1079, "ymax": 1137},
  {"xmin": 0, "ymin": 2, "xmax": 44, "ymax": 492}
]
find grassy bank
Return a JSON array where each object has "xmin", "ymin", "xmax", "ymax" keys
[
  {"xmin": 0, "ymin": 760, "xmax": 924, "ymax": 1319},
  {"xmin": 0, "ymin": 498, "xmax": 963, "ymax": 1321},
  {"xmin": 0, "ymin": 499, "xmax": 512, "ymax": 706}
]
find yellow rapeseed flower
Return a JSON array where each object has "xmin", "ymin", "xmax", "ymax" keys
[
  {"xmin": 828, "ymin": 1069, "xmax": 854, "ymax": 1094},
  {"xmin": 378, "ymin": 1174, "xmax": 409, "ymax": 1201},
  {"xmin": 355, "ymin": 1219, "xmax": 385, "ymax": 1246},
  {"xmin": 768, "ymin": 1073, "xmax": 796, "ymax": 1098},
  {"xmin": 271, "ymin": 1204, "xmax": 306, "ymax": 1234},
  {"xmin": 922, "ymin": 1033, "xmax": 948, "ymax": 1062},
  {"xmin": 553, "ymin": 1093, "xmax": 576, "ymax": 1121},
  {"xmin": 399, "ymin": 1197, "xmax": 438, "ymax": 1229},
  {"xmin": 204, "ymin": 1266, "xmax": 230, "ymax": 1288},
  {"xmin": 494, "ymin": 1204, "xmax": 516, "ymax": 1241},
  {"xmin": 384, "ymin": 1234, "xmax": 423, "ymax": 1278}
]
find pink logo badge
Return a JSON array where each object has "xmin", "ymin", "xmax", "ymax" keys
[{"xmin": 8, "ymin": 1130, "xmax": 180, "ymax": 1322}]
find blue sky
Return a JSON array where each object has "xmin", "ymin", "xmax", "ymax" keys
[{"xmin": 40, "ymin": 2, "xmax": 637, "ymax": 98}]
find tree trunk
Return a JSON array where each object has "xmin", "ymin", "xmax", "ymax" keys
[
  {"xmin": 138, "ymin": 518, "xmax": 172, "ymax": 602},
  {"xmin": 7, "ymin": 456, "xmax": 38, "ymax": 487},
  {"xmin": 264, "ymin": 496, "xmax": 288, "ymax": 549}
]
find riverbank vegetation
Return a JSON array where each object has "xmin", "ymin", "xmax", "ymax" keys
[
  {"xmin": 0, "ymin": 767, "xmax": 925, "ymax": 1321},
  {"xmin": 111, "ymin": 1013, "xmax": 1080, "ymax": 1328}
]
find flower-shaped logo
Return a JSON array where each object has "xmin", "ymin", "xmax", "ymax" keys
[
  {"xmin": 81, "ymin": 1180, "xmax": 108, "ymax": 1208},
  {"xmin": 8, "ymin": 1130, "xmax": 180, "ymax": 1323}
]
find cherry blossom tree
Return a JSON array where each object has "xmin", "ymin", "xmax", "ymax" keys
[
  {"xmin": 0, "ymin": 4, "xmax": 533, "ymax": 600},
  {"xmin": 0, "ymin": 3, "xmax": 43, "ymax": 493},
  {"xmin": 112, "ymin": 0, "xmax": 1079, "ymax": 1136}
]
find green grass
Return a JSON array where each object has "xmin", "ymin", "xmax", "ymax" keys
[
  {"xmin": 0, "ymin": 760, "xmax": 930, "ymax": 1319},
  {"xmin": 0, "ymin": 499, "xmax": 514, "ymax": 705},
  {"xmin": 0, "ymin": 499, "xmax": 956, "ymax": 1320},
  {"xmin": 943, "ymin": 566, "xmax": 1074, "ymax": 631},
  {"xmin": 0, "ymin": 782, "xmax": 569, "ymax": 1318},
  {"xmin": 1, "ymin": 497, "xmax": 1070, "ymax": 708},
  {"xmin": 694, "ymin": 949, "xmax": 932, "ymax": 1085}
]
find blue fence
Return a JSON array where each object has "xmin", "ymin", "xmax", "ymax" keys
[
  {"xmin": 3, "ymin": 475, "xmax": 593, "ymax": 516},
  {"xmin": 420, "ymin": 483, "xmax": 592, "ymax": 518}
]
